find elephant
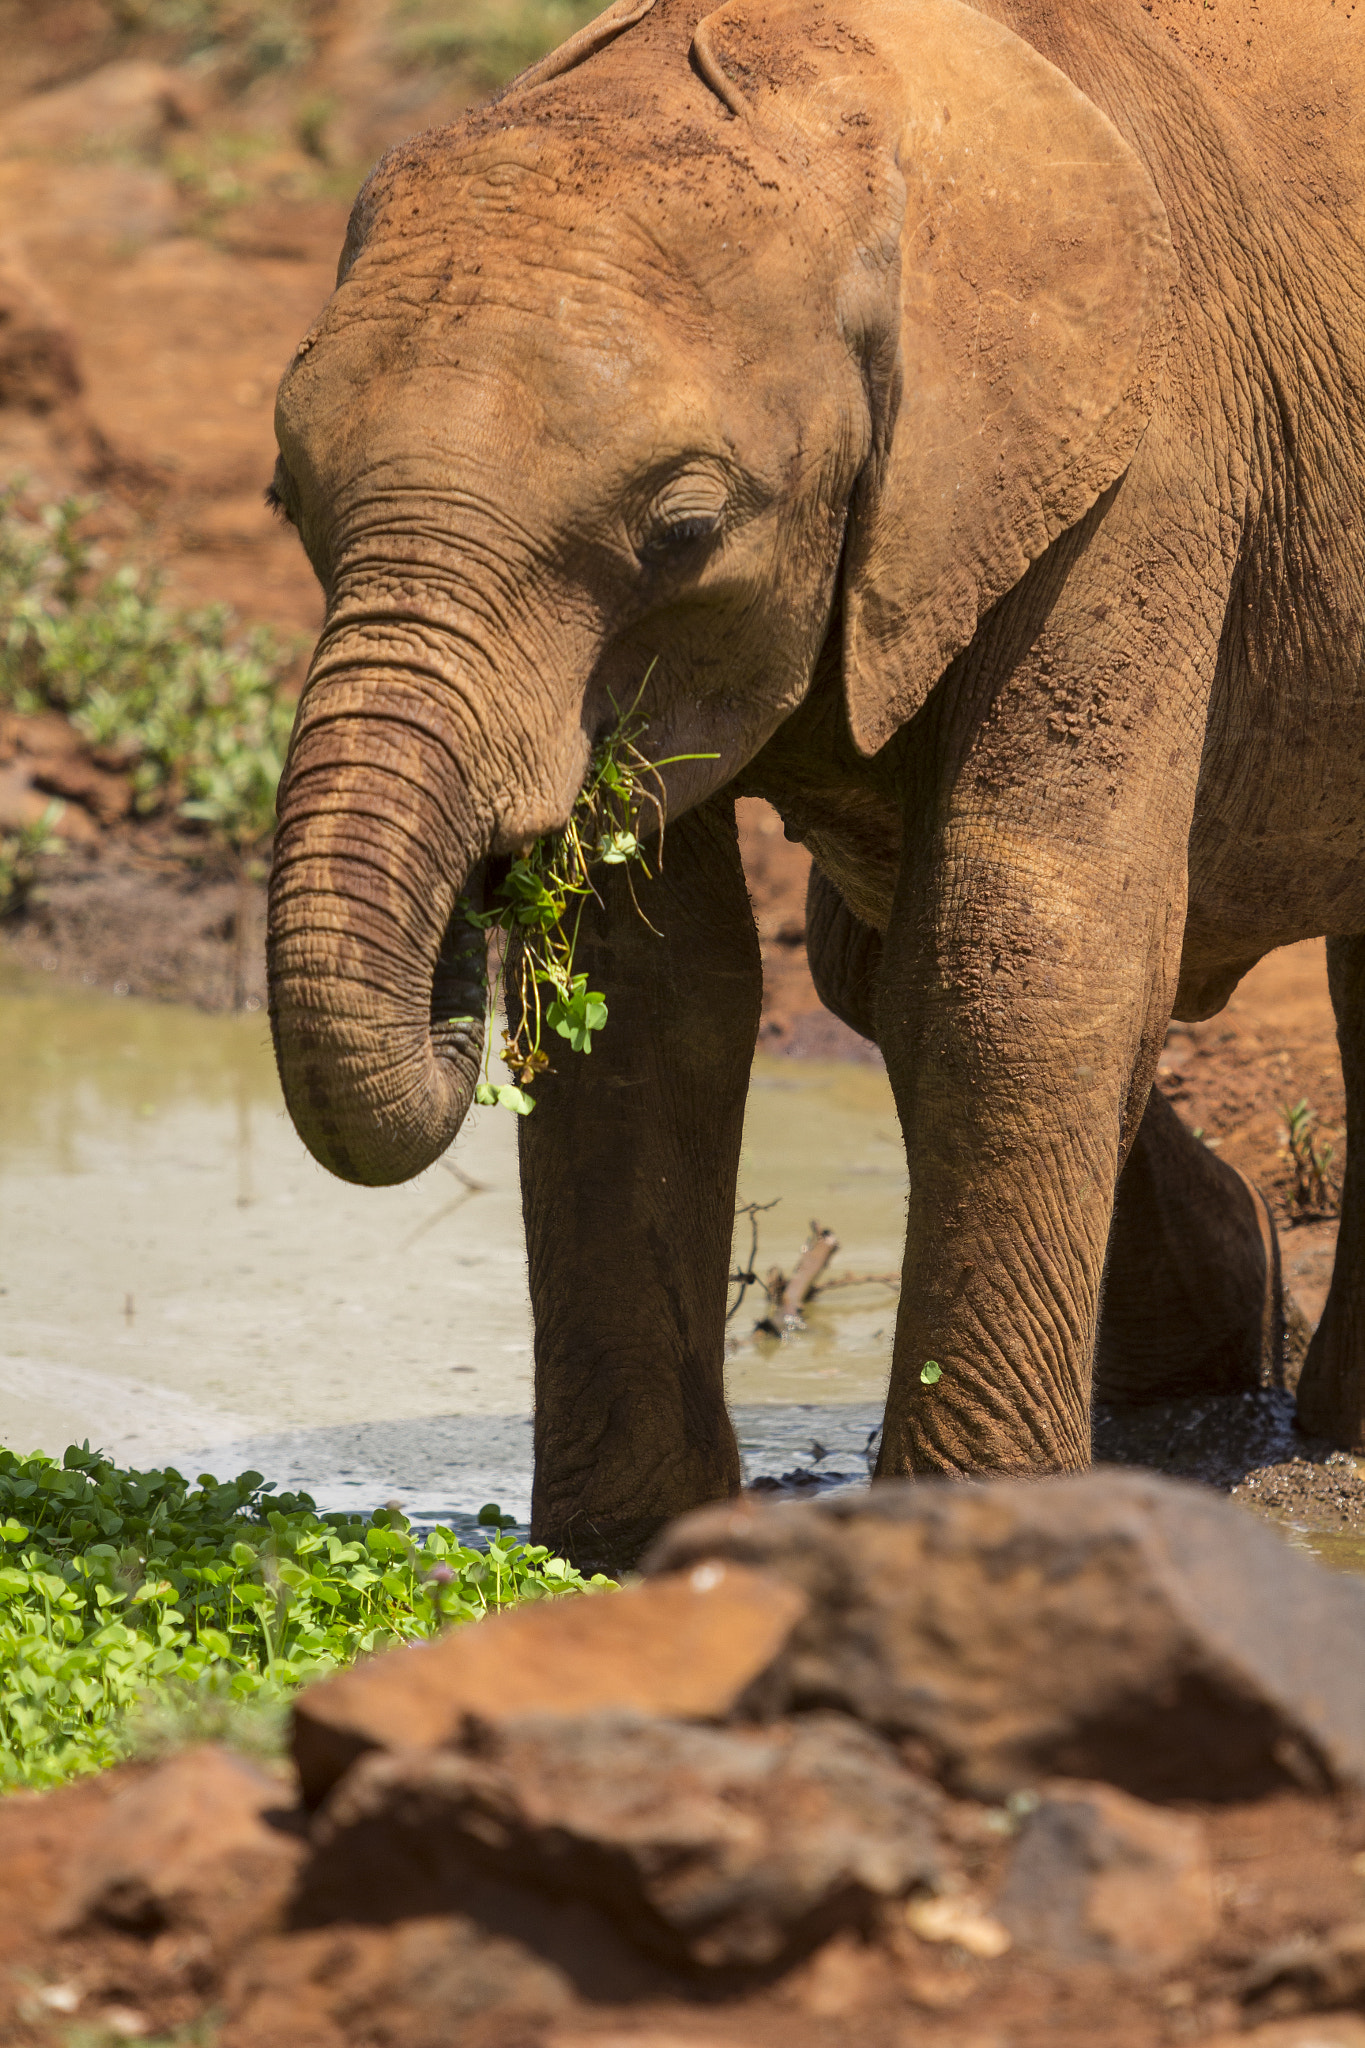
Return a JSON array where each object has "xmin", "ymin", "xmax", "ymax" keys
[{"xmin": 264, "ymin": 0, "xmax": 1365, "ymax": 1568}]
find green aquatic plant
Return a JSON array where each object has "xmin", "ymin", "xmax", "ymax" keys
[
  {"xmin": 0, "ymin": 1443, "xmax": 611, "ymax": 1791},
  {"xmin": 0, "ymin": 493, "xmax": 298, "ymax": 853},
  {"xmin": 469, "ymin": 679, "xmax": 714, "ymax": 1114}
]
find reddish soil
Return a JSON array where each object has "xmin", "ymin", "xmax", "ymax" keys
[{"xmin": 1, "ymin": 1754, "xmax": 1364, "ymax": 2048}]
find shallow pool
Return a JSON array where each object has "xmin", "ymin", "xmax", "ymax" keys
[{"xmin": 0, "ymin": 962, "xmax": 902, "ymax": 1527}]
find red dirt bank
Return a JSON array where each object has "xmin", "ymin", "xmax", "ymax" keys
[{"xmin": 7, "ymin": 1473, "xmax": 1365, "ymax": 2048}]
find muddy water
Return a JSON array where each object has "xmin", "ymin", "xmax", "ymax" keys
[{"xmin": 0, "ymin": 964, "xmax": 898, "ymax": 1529}]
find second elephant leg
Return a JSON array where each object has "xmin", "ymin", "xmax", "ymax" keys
[
  {"xmin": 1095, "ymin": 1081, "xmax": 1282, "ymax": 1404},
  {"xmin": 1294, "ymin": 933, "xmax": 1365, "ymax": 1446},
  {"xmin": 805, "ymin": 863, "xmax": 882, "ymax": 1043}
]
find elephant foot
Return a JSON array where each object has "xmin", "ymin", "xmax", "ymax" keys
[
  {"xmin": 1094, "ymin": 1086, "xmax": 1283, "ymax": 1405},
  {"xmin": 1295, "ymin": 1291, "xmax": 1365, "ymax": 1448},
  {"xmin": 531, "ymin": 1445, "xmax": 743, "ymax": 1576},
  {"xmin": 532, "ymin": 1496, "xmax": 729, "ymax": 1578}
]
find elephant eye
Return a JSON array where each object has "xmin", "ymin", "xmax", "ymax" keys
[
  {"xmin": 640, "ymin": 512, "xmax": 721, "ymax": 561},
  {"xmin": 265, "ymin": 456, "xmax": 298, "ymax": 528},
  {"xmin": 637, "ymin": 470, "xmax": 727, "ymax": 566}
]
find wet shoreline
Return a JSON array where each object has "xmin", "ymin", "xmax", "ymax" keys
[{"xmin": 3, "ymin": 959, "xmax": 1363, "ymax": 1572}]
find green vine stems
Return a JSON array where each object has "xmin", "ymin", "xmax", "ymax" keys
[{"xmin": 463, "ymin": 680, "xmax": 715, "ymax": 1115}]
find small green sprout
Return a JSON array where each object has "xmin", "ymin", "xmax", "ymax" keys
[
  {"xmin": 920, "ymin": 1360, "xmax": 943, "ymax": 1386},
  {"xmin": 1282, "ymin": 1097, "xmax": 1339, "ymax": 1217}
]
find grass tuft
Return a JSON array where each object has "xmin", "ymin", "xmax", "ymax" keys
[
  {"xmin": 110, "ymin": 0, "xmax": 319, "ymax": 82},
  {"xmin": 1282, "ymin": 1096, "xmax": 1340, "ymax": 1219},
  {"xmin": 0, "ymin": 1441, "xmax": 610, "ymax": 1792},
  {"xmin": 0, "ymin": 802, "xmax": 65, "ymax": 919}
]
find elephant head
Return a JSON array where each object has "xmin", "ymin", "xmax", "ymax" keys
[{"xmin": 266, "ymin": 0, "xmax": 1173, "ymax": 1186}]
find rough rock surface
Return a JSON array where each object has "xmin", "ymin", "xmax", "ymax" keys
[
  {"xmin": 293, "ymin": 1562, "xmax": 807, "ymax": 1808},
  {"xmin": 995, "ymin": 1778, "xmax": 1218, "ymax": 1965},
  {"xmin": 0, "ymin": 245, "xmax": 80, "ymax": 413},
  {"xmin": 2, "ymin": 1474, "xmax": 1365, "ymax": 2046},
  {"xmin": 55, "ymin": 1744, "xmax": 303, "ymax": 1947},
  {"xmin": 1242, "ymin": 1921, "xmax": 1365, "ymax": 2021},
  {"xmin": 1209, "ymin": 2024, "xmax": 1365, "ymax": 2048},
  {"xmin": 643, "ymin": 1470, "xmax": 1365, "ymax": 1799},
  {"xmin": 309, "ymin": 1711, "xmax": 942, "ymax": 1968}
]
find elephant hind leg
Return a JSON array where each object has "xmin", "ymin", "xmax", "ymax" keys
[
  {"xmin": 805, "ymin": 862, "xmax": 882, "ymax": 1044},
  {"xmin": 1095, "ymin": 1082, "xmax": 1283, "ymax": 1405},
  {"xmin": 1295, "ymin": 935, "xmax": 1365, "ymax": 1446}
]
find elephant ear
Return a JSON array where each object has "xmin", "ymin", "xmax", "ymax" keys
[
  {"xmin": 498, "ymin": 0, "xmax": 657, "ymax": 100},
  {"xmin": 691, "ymin": 0, "xmax": 1176, "ymax": 756}
]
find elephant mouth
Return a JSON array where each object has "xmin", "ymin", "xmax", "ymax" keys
[{"xmin": 265, "ymin": 620, "xmax": 672, "ymax": 1186}]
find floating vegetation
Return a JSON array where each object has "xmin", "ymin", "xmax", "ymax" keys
[{"xmin": 0, "ymin": 1443, "xmax": 610, "ymax": 1790}]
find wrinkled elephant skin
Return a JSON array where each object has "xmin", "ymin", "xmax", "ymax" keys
[{"xmin": 265, "ymin": 0, "xmax": 1365, "ymax": 1565}]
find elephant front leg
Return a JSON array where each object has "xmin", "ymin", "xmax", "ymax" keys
[
  {"xmin": 517, "ymin": 796, "xmax": 762, "ymax": 1571},
  {"xmin": 874, "ymin": 814, "xmax": 1187, "ymax": 1478},
  {"xmin": 1294, "ymin": 933, "xmax": 1365, "ymax": 1446}
]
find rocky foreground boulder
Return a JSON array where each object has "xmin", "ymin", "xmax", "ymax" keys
[{"xmin": 3, "ymin": 1472, "xmax": 1365, "ymax": 2047}]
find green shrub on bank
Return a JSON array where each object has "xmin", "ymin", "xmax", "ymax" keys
[
  {"xmin": 0, "ymin": 1443, "xmax": 608, "ymax": 1792},
  {"xmin": 111, "ymin": 0, "xmax": 318, "ymax": 82},
  {"xmin": 389, "ymin": 0, "xmax": 605, "ymax": 87},
  {"xmin": 0, "ymin": 802, "xmax": 65, "ymax": 919},
  {"xmin": 0, "ymin": 494, "xmax": 298, "ymax": 852}
]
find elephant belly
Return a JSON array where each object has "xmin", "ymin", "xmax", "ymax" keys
[{"xmin": 1178, "ymin": 683, "xmax": 1365, "ymax": 1018}]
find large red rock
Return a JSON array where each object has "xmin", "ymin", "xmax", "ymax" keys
[
  {"xmin": 310, "ymin": 1710, "xmax": 942, "ymax": 1969},
  {"xmin": 54, "ymin": 1745, "xmax": 303, "ymax": 1948},
  {"xmin": 220, "ymin": 1914, "xmax": 574, "ymax": 2048},
  {"xmin": 292, "ymin": 1563, "xmax": 807, "ymax": 1807},
  {"xmin": 643, "ymin": 1471, "xmax": 1365, "ymax": 1800}
]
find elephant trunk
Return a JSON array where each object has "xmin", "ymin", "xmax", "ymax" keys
[{"xmin": 267, "ymin": 649, "xmax": 494, "ymax": 1187}]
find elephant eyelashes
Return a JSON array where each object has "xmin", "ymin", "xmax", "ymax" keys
[
  {"xmin": 637, "ymin": 510, "xmax": 723, "ymax": 565},
  {"xmin": 265, "ymin": 460, "xmax": 298, "ymax": 529}
]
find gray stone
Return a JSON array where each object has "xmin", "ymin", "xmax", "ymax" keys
[{"xmin": 643, "ymin": 1470, "xmax": 1365, "ymax": 1800}]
